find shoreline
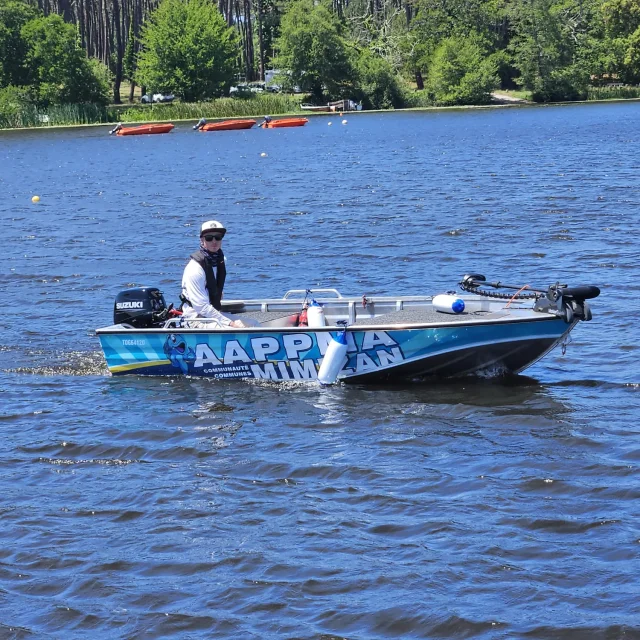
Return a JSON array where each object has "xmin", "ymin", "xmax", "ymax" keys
[{"xmin": 2, "ymin": 96, "xmax": 639, "ymax": 133}]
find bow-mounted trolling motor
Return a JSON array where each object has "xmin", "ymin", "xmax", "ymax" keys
[
  {"xmin": 113, "ymin": 287, "xmax": 174, "ymax": 327},
  {"xmin": 460, "ymin": 274, "xmax": 600, "ymax": 323}
]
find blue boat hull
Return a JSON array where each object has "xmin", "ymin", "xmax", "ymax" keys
[{"xmin": 97, "ymin": 317, "xmax": 572, "ymax": 382}]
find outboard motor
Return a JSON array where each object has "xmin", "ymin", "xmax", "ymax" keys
[{"xmin": 113, "ymin": 287, "xmax": 168, "ymax": 327}]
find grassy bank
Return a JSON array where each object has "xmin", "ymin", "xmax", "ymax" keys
[
  {"xmin": 0, "ymin": 103, "xmax": 111, "ymax": 129},
  {"xmin": 2, "ymin": 87, "xmax": 639, "ymax": 130},
  {"xmin": 114, "ymin": 94, "xmax": 304, "ymax": 123},
  {"xmin": 587, "ymin": 85, "xmax": 640, "ymax": 100},
  {"xmin": 0, "ymin": 94, "xmax": 307, "ymax": 129}
]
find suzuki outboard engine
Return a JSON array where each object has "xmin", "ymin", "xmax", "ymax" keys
[{"xmin": 113, "ymin": 287, "xmax": 168, "ymax": 328}]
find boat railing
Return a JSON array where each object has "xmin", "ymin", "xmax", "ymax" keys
[{"xmin": 283, "ymin": 288, "xmax": 344, "ymax": 299}]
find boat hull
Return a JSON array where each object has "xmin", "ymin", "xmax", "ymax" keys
[
  {"xmin": 261, "ymin": 118, "xmax": 308, "ymax": 128},
  {"xmin": 116, "ymin": 123, "xmax": 175, "ymax": 136},
  {"xmin": 201, "ymin": 119, "xmax": 256, "ymax": 131},
  {"xmin": 97, "ymin": 317, "xmax": 572, "ymax": 382},
  {"xmin": 300, "ymin": 104, "xmax": 331, "ymax": 112}
]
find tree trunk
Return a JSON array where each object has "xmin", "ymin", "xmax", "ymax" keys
[
  {"xmin": 415, "ymin": 70, "xmax": 424, "ymax": 90},
  {"xmin": 257, "ymin": 0, "xmax": 265, "ymax": 81},
  {"xmin": 112, "ymin": 0, "xmax": 123, "ymax": 104}
]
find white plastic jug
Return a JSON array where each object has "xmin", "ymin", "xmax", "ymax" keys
[{"xmin": 433, "ymin": 294, "xmax": 465, "ymax": 314}]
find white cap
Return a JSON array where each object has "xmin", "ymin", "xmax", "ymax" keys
[{"xmin": 200, "ymin": 220, "xmax": 226, "ymax": 237}]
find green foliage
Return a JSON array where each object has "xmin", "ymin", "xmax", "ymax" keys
[
  {"xmin": 602, "ymin": 0, "xmax": 640, "ymax": 37},
  {"xmin": 88, "ymin": 58, "xmax": 114, "ymax": 99},
  {"xmin": 408, "ymin": 0, "xmax": 507, "ymax": 79},
  {"xmin": 354, "ymin": 49, "xmax": 405, "ymax": 109},
  {"xmin": 274, "ymin": 0, "xmax": 355, "ymax": 101},
  {"xmin": 598, "ymin": 0, "xmax": 640, "ymax": 81},
  {"xmin": 136, "ymin": 0, "xmax": 238, "ymax": 102},
  {"xmin": 0, "ymin": 83, "xmax": 29, "ymax": 125},
  {"xmin": 509, "ymin": 0, "xmax": 595, "ymax": 101},
  {"xmin": 402, "ymin": 89, "xmax": 436, "ymax": 108},
  {"xmin": 4, "ymin": 13, "xmax": 110, "ymax": 107},
  {"xmin": 427, "ymin": 35, "xmax": 498, "ymax": 105},
  {"xmin": 6, "ymin": 0, "xmax": 640, "ymax": 129},
  {"xmin": 0, "ymin": 0, "xmax": 36, "ymax": 87},
  {"xmin": 625, "ymin": 27, "xmax": 640, "ymax": 78},
  {"xmin": 532, "ymin": 64, "xmax": 590, "ymax": 101}
]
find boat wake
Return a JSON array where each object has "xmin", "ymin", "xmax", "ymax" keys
[
  {"xmin": 5, "ymin": 351, "xmax": 109, "ymax": 376},
  {"xmin": 549, "ymin": 379, "xmax": 638, "ymax": 390}
]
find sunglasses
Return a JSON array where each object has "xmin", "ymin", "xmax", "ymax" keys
[{"xmin": 203, "ymin": 234, "xmax": 223, "ymax": 242}]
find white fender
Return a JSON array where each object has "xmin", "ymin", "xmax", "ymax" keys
[
  {"xmin": 307, "ymin": 301, "xmax": 326, "ymax": 327},
  {"xmin": 433, "ymin": 294, "xmax": 465, "ymax": 314},
  {"xmin": 318, "ymin": 330, "xmax": 348, "ymax": 384}
]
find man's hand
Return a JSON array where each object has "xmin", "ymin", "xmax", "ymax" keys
[{"xmin": 229, "ymin": 319, "xmax": 246, "ymax": 328}]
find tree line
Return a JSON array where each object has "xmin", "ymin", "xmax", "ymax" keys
[{"xmin": 2, "ymin": 0, "xmax": 640, "ymax": 117}]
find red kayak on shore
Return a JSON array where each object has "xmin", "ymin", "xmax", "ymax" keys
[
  {"xmin": 199, "ymin": 119, "xmax": 256, "ymax": 131},
  {"xmin": 111, "ymin": 123, "xmax": 175, "ymax": 136},
  {"xmin": 260, "ymin": 118, "xmax": 308, "ymax": 129}
]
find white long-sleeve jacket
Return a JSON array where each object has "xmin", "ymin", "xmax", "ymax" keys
[{"xmin": 181, "ymin": 258, "xmax": 232, "ymax": 327}]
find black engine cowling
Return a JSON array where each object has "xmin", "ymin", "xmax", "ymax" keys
[{"xmin": 113, "ymin": 287, "xmax": 168, "ymax": 328}]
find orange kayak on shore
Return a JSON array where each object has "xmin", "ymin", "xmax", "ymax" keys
[
  {"xmin": 113, "ymin": 123, "xmax": 175, "ymax": 136},
  {"xmin": 200, "ymin": 119, "xmax": 256, "ymax": 131},
  {"xmin": 260, "ymin": 118, "xmax": 308, "ymax": 129}
]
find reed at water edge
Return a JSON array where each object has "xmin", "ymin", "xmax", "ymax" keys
[
  {"xmin": 0, "ymin": 95, "xmax": 307, "ymax": 129},
  {"xmin": 0, "ymin": 103, "xmax": 111, "ymax": 129},
  {"xmin": 586, "ymin": 85, "xmax": 640, "ymax": 100},
  {"xmin": 114, "ymin": 95, "xmax": 305, "ymax": 122}
]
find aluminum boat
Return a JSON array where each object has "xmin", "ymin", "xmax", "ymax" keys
[{"xmin": 96, "ymin": 275, "xmax": 600, "ymax": 382}]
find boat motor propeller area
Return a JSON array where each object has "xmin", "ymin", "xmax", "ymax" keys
[
  {"xmin": 113, "ymin": 287, "xmax": 172, "ymax": 328},
  {"xmin": 459, "ymin": 274, "xmax": 600, "ymax": 323}
]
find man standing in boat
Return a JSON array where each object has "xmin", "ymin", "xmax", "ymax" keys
[{"xmin": 180, "ymin": 220, "xmax": 251, "ymax": 328}]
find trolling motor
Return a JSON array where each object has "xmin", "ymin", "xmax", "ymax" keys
[{"xmin": 460, "ymin": 274, "xmax": 600, "ymax": 323}]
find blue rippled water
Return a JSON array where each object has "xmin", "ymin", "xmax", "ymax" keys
[{"xmin": 1, "ymin": 103, "xmax": 639, "ymax": 638}]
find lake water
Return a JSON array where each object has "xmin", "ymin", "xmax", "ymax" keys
[{"xmin": 1, "ymin": 103, "xmax": 639, "ymax": 638}]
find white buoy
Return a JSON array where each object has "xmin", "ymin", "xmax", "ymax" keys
[
  {"xmin": 328, "ymin": 121, "xmax": 332, "ymax": 126},
  {"xmin": 260, "ymin": 152, "xmax": 267, "ymax": 157},
  {"xmin": 307, "ymin": 300, "xmax": 326, "ymax": 327},
  {"xmin": 342, "ymin": 119, "xmax": 347, "ymax": 125},
  {"xmin": 433, "ymin": 294, "xmax": 465, "ymax": 314},
  {"xmin": 318, "ymin": 330, "xmax": 348, "ymax": 384}
]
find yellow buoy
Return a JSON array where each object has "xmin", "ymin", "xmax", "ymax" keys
[{"xmin": 31, "ymin": 195, "xmax": 40, "ymax": 203}]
